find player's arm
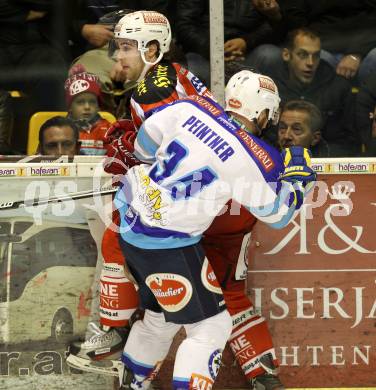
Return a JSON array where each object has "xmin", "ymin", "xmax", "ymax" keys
[
  {"xmin": 133, "ymin": 103, "xmax": 180, "ymax": 162},
  {"xmin": 241, "ymin": 146, "xmax": 316, "ymax": 229},
  {"xmin": 133, "ymin": 123, "xmax": 161, "ymax": 163}
]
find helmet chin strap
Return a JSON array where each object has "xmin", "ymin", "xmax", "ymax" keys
[
  {"xmin": 136, "ymin": 62, "xmax": 153, "ymax": 83},
  {"xmin": 141, "ymin": 50, "xmax": 163, "ymax": 66},
  {"xmin": 136, "ymin": 50, "xmax": 163, "ymax": 82}
]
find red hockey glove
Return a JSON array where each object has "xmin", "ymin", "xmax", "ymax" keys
[
  {"xmin": 103, "ymin": 119, "xmax": 141, "ymax": 175},
  {"xmin": 103, "ymin": 119, "xmax": 136, "ymax": 144},
  {"xmin": 104, "ymin": 134, "xmax": 141, "ymax": 175}
]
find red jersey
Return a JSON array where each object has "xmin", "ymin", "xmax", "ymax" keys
[
  {"xmin": 79, "ymin": 117, "xmax": 111, "ymax": 155},
  {"xmin": 205, "ymin": 201, "xmax": 257, "ymax": 238},
  {"xmin": 130, "ymin": 61, "xmax": 213, "ymax": 130}
]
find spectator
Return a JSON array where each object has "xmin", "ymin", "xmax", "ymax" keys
[
  {"xmin": 262, "ymin": 28, "xmax": 359, "ymax": 157},
  {"xmin": 0, "ymin": 1, "xmax": 70, "ymax": 111},
  {"xmin": 278, "ymin": 100, "xmax": 330, "ymax": 157},
  {"xmin": 251, "ymin": 0, "xmax": 376, "ymax": 83},
  {"xmin": 70, "ymin": 8, "xmax": 129, "ymax": 113},
  {"xmin": 356, "ymin": 73, "xmax": 376, "ymax": 156},
  {"xmin": 64, "ymin": 69, "xmax": 112, "ymax": 155},
  {"xmin": 38, "ymin": 116, "xmax": 80, "ymax": 157},
  {"xmin": 0, "ymin": 90, "xmax": 14, "ymax": 154},
  {"xmin": 286, "ymin": 0, "xmax": 376, "ymax": 82},
  {"xmin": 176, "ymin": 0, "xmax": 284, "ymax": 85}
]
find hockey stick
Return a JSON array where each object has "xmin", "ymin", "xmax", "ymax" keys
[{"xmin": 0, "ymin": 187, "xmax": 117, "ymax": 211}]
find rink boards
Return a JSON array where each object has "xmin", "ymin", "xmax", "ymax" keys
[{"xmin": 0, "ymin": 156, "xmax": 375, "ymax": 389}]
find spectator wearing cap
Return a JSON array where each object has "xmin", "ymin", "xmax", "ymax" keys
[{"xmin": 65, "ymin": 69, "xmax": 112, "ymax": 155}]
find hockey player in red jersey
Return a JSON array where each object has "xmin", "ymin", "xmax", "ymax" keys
[
  {"xmin": 67, "ymin": 10, "xmax": 285, "ymax": 390},
  {"xmin": 66, "ymin": 9, "xmax": 214, "ymax": 380}
]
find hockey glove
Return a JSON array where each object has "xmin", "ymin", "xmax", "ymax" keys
[
  {"xmin": 279, "ymin": 146, "xmax": 316, "ymax": 187},
  {"xmin": 103, "ymin": 119, "xmax": 136, "ymax": 144},
  {"xmin": 279, "ymin": 146, "xmax": 316, "ymax": 209},
  {"xmin": 104, "ymin": 131, "xmax": 141, "ymax": 175}
]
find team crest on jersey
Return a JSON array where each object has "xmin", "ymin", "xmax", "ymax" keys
[
  {"xmin": 258, "ymin": 76, "xmax": 276, "ymax": 93},
  {"xmin": 146, "ymin": 273, "xmax": 193, "ymax": 312},
  {"xmin": 190, "ymin": 374, "xmax": 214, "ymax": 390},
  {"xmin": 201, "ymin": 258, "xmax": 222, "ymax": 294},
  {"xmin": 228, "ymin": 98, "xmax": 242, "ymax": 109},
  {"xmin": 208, "ymin": 349, "xmax": 222, "ymax": 380}
]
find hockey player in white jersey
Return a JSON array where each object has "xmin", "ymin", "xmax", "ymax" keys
[{"xmin": 113, "ymin": 70, "xmax": 316, "ymax": 390}]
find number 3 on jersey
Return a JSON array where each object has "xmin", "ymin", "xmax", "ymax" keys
[{"xmin": 149, "ymin": 141, "xmax": 217, "ymax": 200}]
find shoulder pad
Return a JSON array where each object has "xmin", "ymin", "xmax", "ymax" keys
[{"xmin": 133, "ymin": 62, "xmax": 178, "ymax": 105}]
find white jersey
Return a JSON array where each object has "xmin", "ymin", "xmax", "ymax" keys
[{"xmin": 115, "ymin": 95, "xmax": 302, "ymax": 249}]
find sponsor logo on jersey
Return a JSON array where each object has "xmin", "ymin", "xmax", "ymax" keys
[
  {"xmin": 236, "ymin": 129, "xmax": 274, "ymax": 172},
  {"xmin": 258, "ymin": 76, "xmax": 276, "ymax": 93},
  {"xmin": 201, "ymin": 258, "xmax": 222, "ymax": 294},
  {"xmin": 228, "ymin": 98, "xmax": 242, "ymax": 109},
  {"xmin": 208, "ymin": 349, "xmax": 222, "ymax": 380},
  {"xmin": 190, "ymin": 374, "xmax": 214, "ymax": 390},
  {"xmin": 153, "ymin": 64, "xmax": 171, "ymax": 88},
  {"xmin": 139, "ymin": 167, "xmax": 168, "ymax": 224},
  {"xmin": 145, "ymin": 273, "xmax": 193, "ymax": 312},
  {"xmin": 185, "ymin": 95, "xmax": 221, "ymax": 117},
  {"xmin": 137, "ymin": 79, "xmax": 148, "ymax": 96},
  {"xmin": 142, "ymin": 12, "xmax": 167, "ymax": 25}
]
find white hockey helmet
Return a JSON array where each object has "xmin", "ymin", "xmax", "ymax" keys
[
  {"xmin": 225, "ymin": 70, "xmax": 281, "ymax": 128},
  {"xmin": 114, "ymin": 10, "xmax": 172, "ymax": 65}
]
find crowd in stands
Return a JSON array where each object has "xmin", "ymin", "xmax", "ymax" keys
[{"xmin": 0, "ymin": 0, "xmax": 376, "ymax": 157}]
